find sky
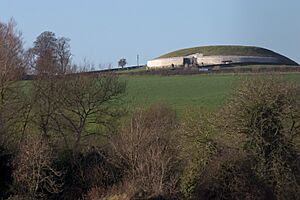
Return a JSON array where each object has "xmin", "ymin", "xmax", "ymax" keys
[{"xmin": 1, "ymin": 0, "xmax": 300, "ymax": 68}]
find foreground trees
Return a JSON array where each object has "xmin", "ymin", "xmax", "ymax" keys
[
  {"xmin": 110, "ymin": 104, "xmax": 181, "ymax": 199},
  {"xmin": 0, "ymin": 19, "xmax": 128, "ymax": 199},
  {"xmin": 0, "ymin": 19, "xmax": 25, "ymax": 83},
  {"xmin": 221, "ymin": 77, "xmax": 300, "ymax": 199},
  {"xmin": 12, "ymin": 135, "xmax": 63, "ymax": 199},
  {"xmin": 28, "ymin": 31, "xmax": 72, "ymax": 75},
  {"xmin": 52, "ymin": 74, "xmax": 126, "ymax": 153},
  {"xmin": 0, "ymin": 19, "xmax": 30, "ymax": 199},
  {"xmin": 179, "ymin": 77, "xmax": 300, "ymax": 200},
  {"xmin": 0, "ymin": 19, "xmax": 27, "ymax": 144},
  {"xmin": 3, "ymin": 73, "xmax": 300, "ymax": 200}
]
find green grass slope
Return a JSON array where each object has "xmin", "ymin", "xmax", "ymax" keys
[
  {"xmin": 124, "ymin": 75, "xmax": 237, "ymax": 112},
  {"xmin": 123, "ymin": 73, "xmax": 300, "ymax": 112},
  {"xmin": 158, "ymin": 45, "xmax": 298, "ymax": 65}
]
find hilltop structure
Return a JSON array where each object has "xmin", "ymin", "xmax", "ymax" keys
[{"xmin": 147, "ymin": 45, "xmax": 298, "ymax": 68}]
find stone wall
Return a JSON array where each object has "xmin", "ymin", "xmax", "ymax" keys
[
  {"xmin": 147, "ymin": 55, "xmax": 280, "ymax": 68},
  {"xmin": 197, "ymin": 55, "xmax": 280, "ymax": 66},
  {"xmin": 147, "ymin": 57, "xmax": 184, "ymax": 68}
]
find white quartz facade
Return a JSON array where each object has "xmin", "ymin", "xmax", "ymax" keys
[
  {"xmin": 147, "ymin": 54, "xmax": 280, "ymax": 68},
  {"xmin": 197, "ymin": 55, "xmax": 279, "ymax": 66},
  {"xmin": 147, "ymin": 57, "xmax": 184, "ymax": 68}
]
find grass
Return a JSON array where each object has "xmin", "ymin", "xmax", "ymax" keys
[
  {"xmin": 157, "ymin": 45, "xmax": 298, "ymax": 65},
  {"xmin": 17, "ymin": 72, "xmax": 300, "ymax": 134},
  {"xmin": 123, "ymin": 73, "xmax": 300, "ymax": 112},
  {"xmin": 21, "ymin": 72, "xmax": 300, "ymax": 114},
  {"xmin": 116, "ymin": 66, "xmax": 147, "ymax": 74},
  {"xmin": 123, "ymin": 74, "xmax": 238, "ymax": 111}
]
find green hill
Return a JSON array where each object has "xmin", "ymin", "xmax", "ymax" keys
[
  {"xmin": 124, "ymin": 73, "xmax": 300, "ymax": 112},
  {"xmin": 158, "ymin": 45, "xmax": 298, "ymax": 65}
]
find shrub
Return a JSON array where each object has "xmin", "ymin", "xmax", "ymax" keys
[
  {"xmin": 198, "ymin": 157, "xmax": 269, "ymax": 200},
  {"xmin": 84, "ymin": 186, "xmax": 129, "ymax": 200},
  {"xmin": 102, "ymin": 194, "xmax": 128, "ymax": 200},
  {"xmin": 220, "ymin": 76, "xmax": 300, "ymax": 199},
  {"xmin": 179, "ymin": 77, "xmax": 300, "ymax": 199},
  {"xmin": 6, "ymin": 195, "xmax": 28, "ymax": 200},
  {"xmin": 178, "ymin": 109, "xmax": 218, "ymax": 199},
  {"xmin": 0, "ymin": 146, "xmax": 13, "ymax": 199},
  {"xmin": 12, "ymin": 135, "xmax": 63, "ymax": 199},
  {"xmin": 55, "ymin": 148, "xmax": 124, "ymax": 200},
  {"xmin": 110, "ymin": 104, "xmax": 181, "ymax": 199},
  {"xmin": 178, "ymin": 109, "xmax": 248, "ymax": 200}
]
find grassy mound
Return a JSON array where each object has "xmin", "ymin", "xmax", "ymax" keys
[{"xmin": 158, "ymin": 45, "xmax": 298, "ymax": 65}]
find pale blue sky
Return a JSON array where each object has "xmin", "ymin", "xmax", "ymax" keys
[{"xmin": 1, "ymin": 0, "xmax": 299, "ymax": 68}]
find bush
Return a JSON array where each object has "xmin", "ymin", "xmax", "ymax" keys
[
  {"xmin": 179, "ymin": 77, "xmax": 300, "ymax": 199},
  {"xmin": 220, "ymin": 76, "xmax": 300, "ymax": 199},
  {"xmin": 0, "ymin": 146, "xmax": 13, "ymax": 199},
  {"xmin": 84, "ymin": 186, "xmax": 128, "ymax": 200},
  {"xmin": 110, "ymin": 104, "xmax": 181, "ymax": 199},
  {"xmin": 178, "ymin": 109, "xmax": 250, "ymax": 200},
  {"xmin": 55, "ymin": 148, "xmax": 123, "ymax": 200},
  {"xmin": 6, "ymin": 195, "xmax": 28, "ymax": 200},
  {"xmin": 197, "ymin": 157, "xmax": 269, "ymax": 200},
  {"xmin": 178, "ymin": 109, "xmax": 218, "ymax": 199},
  {"xmin": 12, "ymin": 135, "xmax": 63, "ymax": 199}
]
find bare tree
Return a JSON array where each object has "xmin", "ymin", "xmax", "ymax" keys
[
  {"xmin": 31, "ymin": 77, "xmax": 64, "ymax": 139},
  {"xmin": 55, "ymin": 73, "xmax": 126, "ymax": 155},
  {"xmin": 56, "ymin": 37, "xmax": 72, "ymax": 74},
  {"xmin": 32, "ymin": 31, "xmax": 58, "ymax": 75},
  {"xmin": 31, "ymin": 31, "xmax": 73, "ymax": 75},
  {"xmin": 13, "ymin": 135, "xmax": 63, "ymax": 199},
  {"xmin": 30, "ymin": 32, "xmax": 73, "ymax": 139},
  {"xmin": 110, "ymin": 104, "xmax": 181, "ymax": 199},
  {"xmin": 0, "ymin": 19, "xmax": 29, "ymax": 146},
  {"xmin": 0, "ymin": 19, "xmax": 25, "ymax": 103}
]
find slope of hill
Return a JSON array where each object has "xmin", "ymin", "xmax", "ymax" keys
[{"xmin": 158, "ymin": 45, "xmax": 298, "ymax": 65}]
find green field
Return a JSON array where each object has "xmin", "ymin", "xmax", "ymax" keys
[{"xmin": 123, "ymin": 73, "xmax": 300, "ymax": 111}]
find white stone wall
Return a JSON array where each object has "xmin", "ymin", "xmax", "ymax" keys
[
  {"xmin": 147, "ymin": 57, "xmax": 184, "ymax": 68},
  {"xmin": 147, "ymin": 55, "xmax": 280, "ymax": 68},
  {"xmin": 197, "ymin": 56, "xmax": 279, "ymax": 66}
]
